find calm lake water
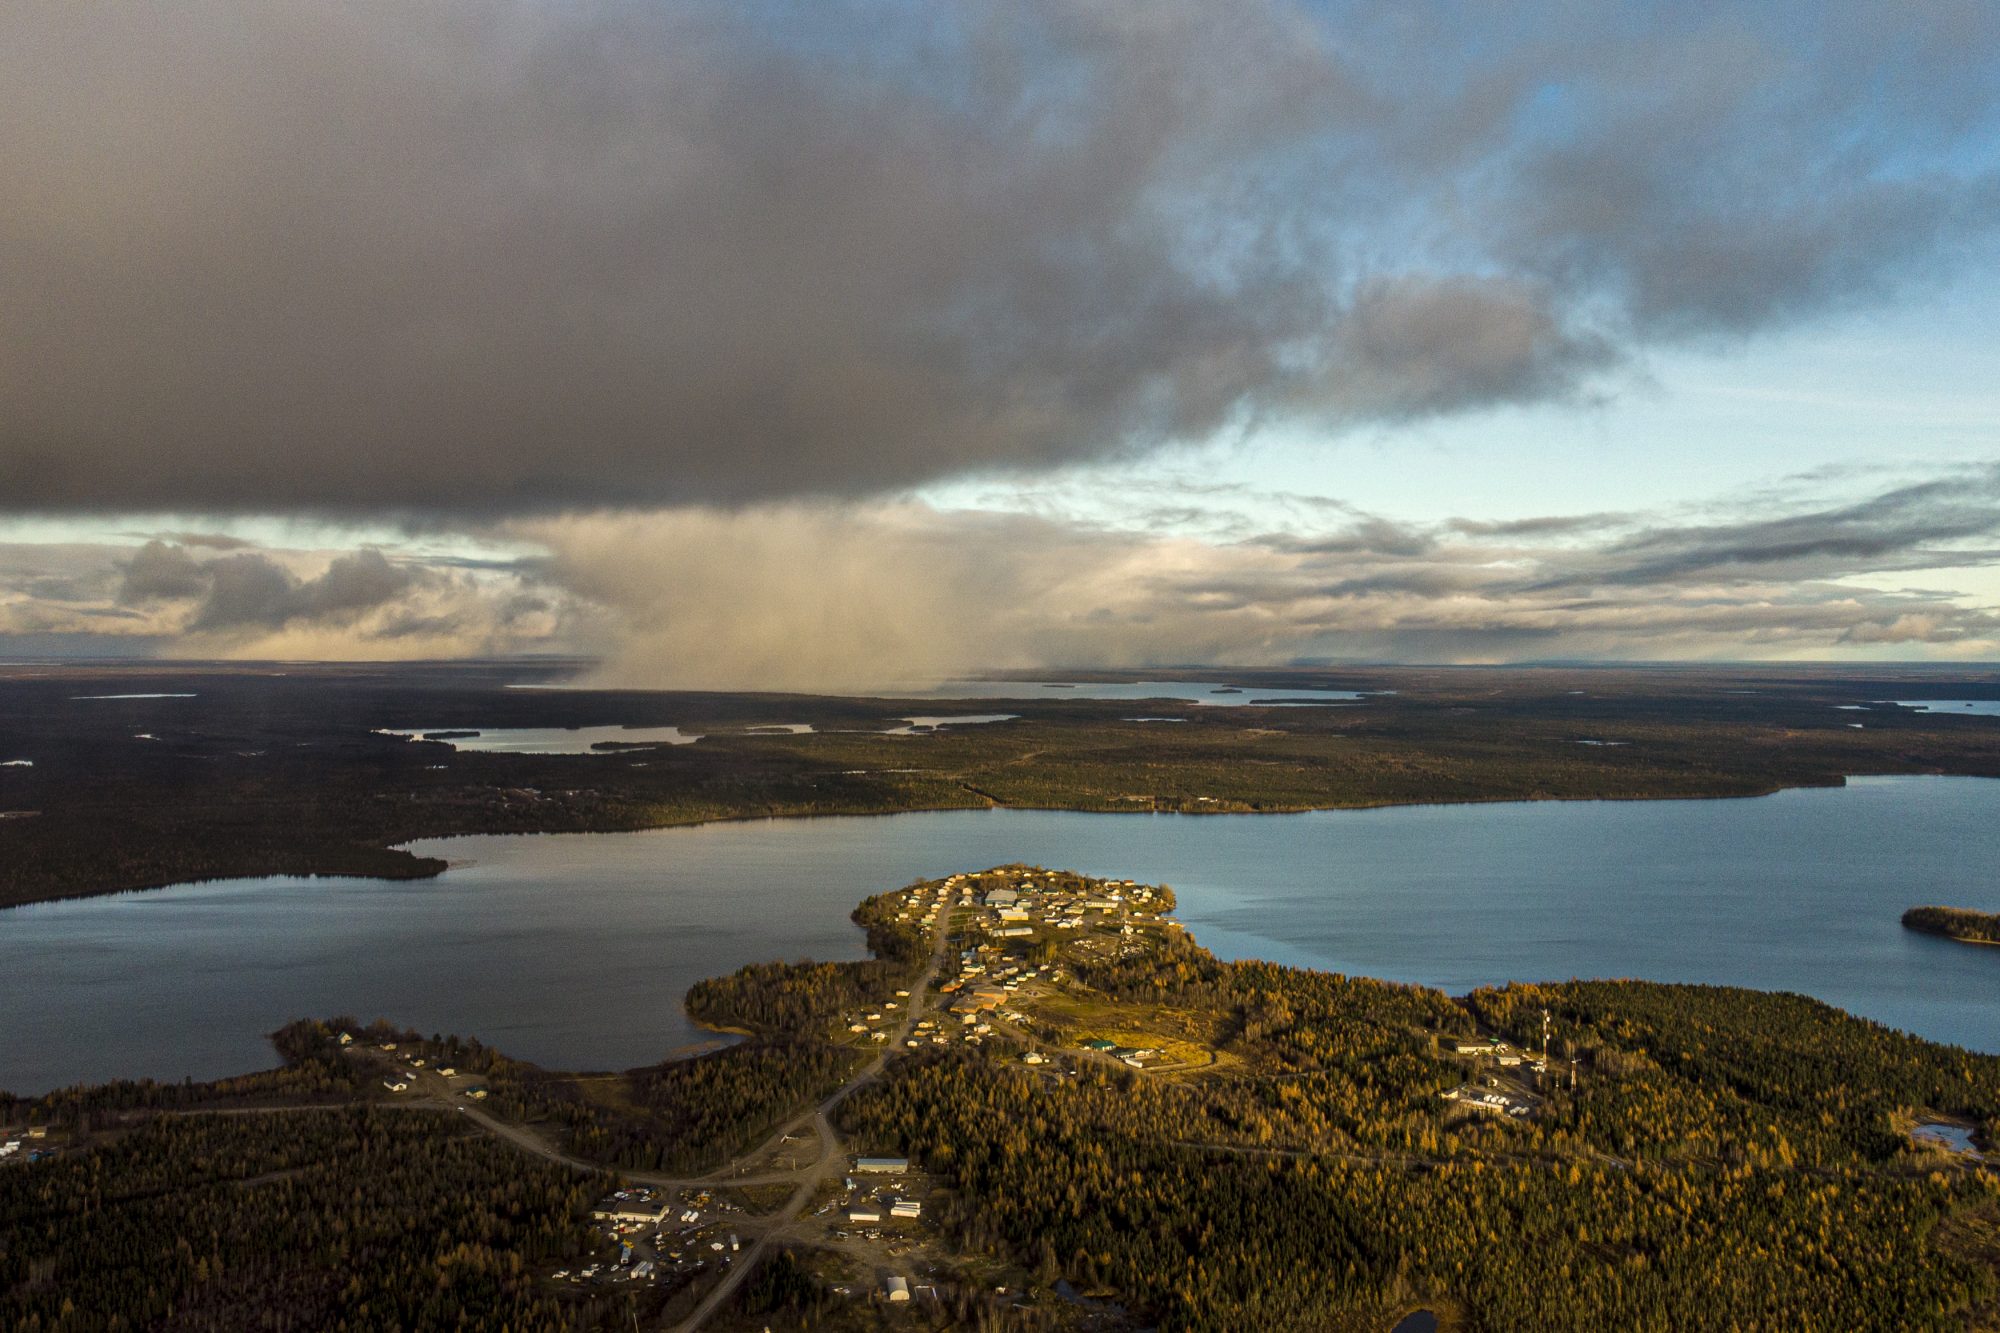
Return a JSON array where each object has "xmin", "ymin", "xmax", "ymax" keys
[
  {"xmin": 923, "ymin": 679, "xmax": 1370, "ymax": 705},
  {"xmin": 375, "ymin": 725, "xmax": 703, "ymax": 753},
  {"xmin": 1891, "ymin": 699, "xmax": 2000, "ymax": 717},
  {"xmin": 4, "ymin": 775, "xmax": 1998, "ymax": 1093}
]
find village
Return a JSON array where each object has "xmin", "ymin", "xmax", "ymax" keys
[
  {"xmin": 2, "ymin": 864, "xmax": 1573, "ymax": 1327},
  {"xmin": 249, "ymin": 863, "xmax": 1582, "ymax": 1323},
  {"xmin": 10, "ymin": 860, "xmax": 1989, "ymax": 1330}
]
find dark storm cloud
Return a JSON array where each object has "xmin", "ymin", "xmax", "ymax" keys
[
  {"xmin": 188, "ymin": 550, "xmax": 415, "ymax": 631},
  {"xmin": 117, "ymin": 541, "xmax": 209, "ymax": 603},
  {"xmin": 110, "ymin": 540, "xmax": 424, "ymax": 632},
  {"xmin": 1317, "ymin": 276, "xmax": 1618, "ymax": 417},
  {"xmin": 1488, "ymin": 1, "xmax": 2000, "ymax": 338},
  {"xmin": 2, "ymin": 1, "xmax": 1995, "ymax": 515}
]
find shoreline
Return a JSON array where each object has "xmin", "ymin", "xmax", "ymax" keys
[
  {"xmin": 11, "ymin": 784, "xmax": 2000, "ymax": 1088},
  {"xmin": 2, "ymin": 767, "xmax": 1915, "ymax": 915}
]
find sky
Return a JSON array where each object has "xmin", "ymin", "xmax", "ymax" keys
[{"xmin": 3, "ymin": 0, "xmax": 1999, "ymax": 687}]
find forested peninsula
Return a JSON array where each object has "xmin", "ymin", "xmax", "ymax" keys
[
  {"xmin": 6, "ymin": 866, "xmax": 1999, "ymax": 1330},
  {"xmin": 1905, "ymin": 905, "xmax": 2000, "ymax": 946}
]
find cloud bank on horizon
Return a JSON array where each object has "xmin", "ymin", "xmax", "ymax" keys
[
  {"xmin": 9, "ymin": 465, "xmax": 2000, "ymax": 685},
  {"xmin": 2, "ymin": 0, "xmax": 1998, "ymax": 678}
]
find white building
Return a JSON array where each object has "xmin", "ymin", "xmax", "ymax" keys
[{"xmin": 854, "ymin": 1156, "xmax": 909, "ymax": 1173}]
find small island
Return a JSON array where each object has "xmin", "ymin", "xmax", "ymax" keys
[{"xmin": 1903, "ymin": 905, "xmax": 2000, "ymax": 946}]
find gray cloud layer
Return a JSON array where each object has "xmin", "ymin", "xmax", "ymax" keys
[
  {"xmin": 528, "ymin": 467, "xmax": 2000, "ymax": 689},
  {"xmin": 8, "ymin": 467, "xmax": 2000, "ymax": 678},
  {"xmin": 4, "ymin": 1, "xmax": 1995, "ymax": 514},
  {"xmin": 3, "ymin": 538, "xmax": 561, "ymax": 659}
]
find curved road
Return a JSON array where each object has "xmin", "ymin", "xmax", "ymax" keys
[
  {"xmin": 666, "ymin": 909, "xmax": 957, "ymax": 1332},
  {"xmin": 136, "ymin": 907, "xmax": 959, "ymax": 1331}
]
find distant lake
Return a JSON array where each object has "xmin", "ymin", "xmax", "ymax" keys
[
  {"xmin": 3, "ymin": 776, "xmax": 1998, "ymax": 1094},
  {"xmin": 379, "ymin": 716, "xmax": 1022, "ymax": 752},
  {"xmin": 922, "ymin": 679, "xmax": 1370, "ymax": 705},
  {"xmin": 883, "ymin": 714, "xmax": 1018, "ymax": 734},
  {"xmin": 376, "ymin": 725, "xmax": 703, "ymax": 753},
  {"xmin": 1890, "ymin": 699, "xmax": 2000, "ymax": 717}
]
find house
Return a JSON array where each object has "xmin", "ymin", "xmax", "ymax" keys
[{"xmin": 982, "ymin": 889, "xmax": 1020, "ymax": 908}]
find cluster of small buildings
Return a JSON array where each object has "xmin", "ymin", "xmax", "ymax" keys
[
  {"xmin": 958, "ymin": 870, "xmax": 1162, "ymax": 937},
  {"xmin": 839, "ymin": 1157, "xmax": 925, "ymax": 1235},
  {"xmin": 570, "ymin": 1188, "xmax": 742, "ymax": 1286},
  {"xmin": 346, "ymin": 1033, "xmax": 487, "ymax": 1099},
  {"xmin": 940, "ymin": 870, "xmax": 1162, "ymax": 983},
  {"xmin": 1080, "ymin": 1038, "xmax": 1166, "ymax": 1070},
  {"xmin": 1, "ymin": 1127, "xmax": 50, "ymax": 1165},
  {"xmin": 894, "ymin": 879, "xmax": 958, "ymax": 931},
  {"xmin": 1453, "ymin": 1038, "xmax": 1546, "ymax": 1073},
  {"xmin": 936, "ymin": 958, "xmax": 1043, "ymax": 1045},
  {"xmin": 846, "ymin": 988, "xmax": 914, "ymax": 1045},
  {"xmin": 1440, "ymin": 1085, "xmax": 1534, "ymax": 1118}
]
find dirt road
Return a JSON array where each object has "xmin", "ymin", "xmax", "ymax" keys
[{"xmin": 665, "ymin": 909, "xmax": 957, "ymax": 1332}]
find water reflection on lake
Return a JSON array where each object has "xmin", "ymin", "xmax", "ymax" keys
[
  {"xmin": 4, "ymin": 776, "xmax": 1998, "ymax": 1093},
  {"xmin": 376, "ymin": 725, "xmax": 703, "ymax": 753},
  {"xmin": 922, "ymin": 679, "xmax": 1369, "ymax": 705},
  {"xmin": 883, "ymin": 714, "xmax": 1018, "ymax": 734},
  {"xmin": 1889, "ymin": 699, "xmax": 2000, "ymax": 717},
  {"xmin": 1911, "ymin": 1122, "xmax": 1980, "ymax": 1155}
]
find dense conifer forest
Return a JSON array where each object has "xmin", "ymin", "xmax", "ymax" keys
[
  {"xmin": 0, "ymin": 1109, "xmax": 621, "ymax": 1331},
  {"xmin": 1905, "ymin": 906, "xmax": 2000, "ymax": 947}
]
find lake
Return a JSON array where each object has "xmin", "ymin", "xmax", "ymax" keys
[
  {"xmin": 3, "ymin": 775, "xmax": 1998, "ymax": 1093},
  {"xmin": 375, "ymin": 725, "xmax": 702, "ymax": 754},
  {"xmin": 1891, "ymin": 699, "xmax": 2000, "ymax": 717},
  {"xmin": 919, "ymin": 679, "xmax": 1370, "ymax": 705}
]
